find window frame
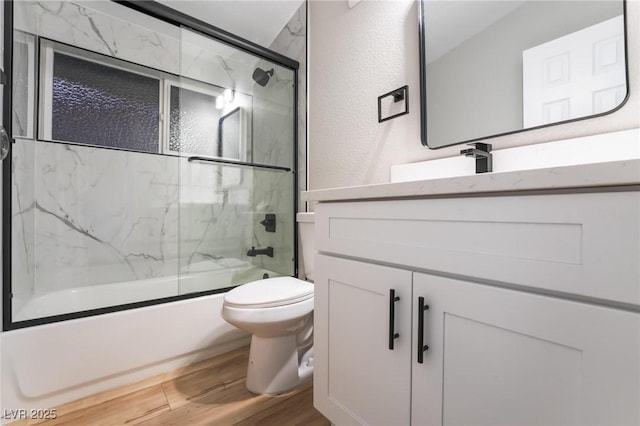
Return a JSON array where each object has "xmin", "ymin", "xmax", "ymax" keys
[
  {"xmin": 36, "ymin": 38, "xmax": 251, "ymax": 161},
  {"xmin": 38, "ymin": 38, "xmax": 165, "ymax": 152},
  {"xmin": 163, "ymin": 77, "xmax": 223, "ymax": 158},
  {"xmin": 163, "ymin": 78, "xmax": 249, "ymax": 162}
]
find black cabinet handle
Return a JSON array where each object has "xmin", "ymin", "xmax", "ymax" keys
[
  {"xmin": 388, "ymin": 289, "xmax": 400, "ymax": 350},
  {"xmin": 417, "ymin": 296, "xmax": 429, "ymax": 363}
]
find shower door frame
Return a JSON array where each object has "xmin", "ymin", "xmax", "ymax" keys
[
  {"xmin": 1, "ymin": 0, "xmax": 300, "ymax": 331},
  {"xmin": 2, "ymin": 0, "xmax": 14, "ymax": 332}
]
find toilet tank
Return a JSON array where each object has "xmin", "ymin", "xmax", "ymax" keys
[{"xmin": 296, "ymin": 212, "xmax": 315, "ymax": 282}]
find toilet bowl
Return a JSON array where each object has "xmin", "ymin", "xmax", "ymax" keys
[{"xmin": 221, "ymin": 212, "xmax": 316, "ymax": 395}]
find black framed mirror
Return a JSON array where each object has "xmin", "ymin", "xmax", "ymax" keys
[{"xmin": 418, "ymin": 0, "xmax": 629, "ymax": 149}]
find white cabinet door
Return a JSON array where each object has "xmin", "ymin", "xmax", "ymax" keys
[
  {"xmin": 314, "ymin": 255, "xmax": 412, "ymax": 425},
  {"xmin": 412, "ymin": 273, "xmax": 640, "ymax": 426}
]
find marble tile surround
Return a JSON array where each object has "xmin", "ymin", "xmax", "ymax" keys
[
  {"xmin": 14, "ymin": 1, "xmax": 282, "ymax": 97},
  {"xmin": 12, "ymin": 139, "xmax": 266, "ymax": 294},
  {"xmin": 10, "ymin": 0, "xmax": 302, "ymax": 304},
  {"xmin": 266, "ymin": 4, "xmax": 308, "ymax": 278},
  {"xmin": 247, "ymin": 3, "xmax": 306, "ymax": 275},
  {"xmin": 15, "ymin": 1, "xmax": 181, "ymax": 74},
  {"xmin": 268, "ymin": 3, "xmax": 307, "ymax": 207}
]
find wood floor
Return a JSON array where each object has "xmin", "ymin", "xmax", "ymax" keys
[{"xmin": 11, "ymin": 346, "xmax": 329, "ymax": 426}]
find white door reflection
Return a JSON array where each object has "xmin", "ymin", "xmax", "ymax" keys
[{"xmin": 523, "ymin": 15, "xmax": 626, "ymax": 127}]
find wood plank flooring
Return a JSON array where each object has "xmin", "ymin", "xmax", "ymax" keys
[{"xmin": 11, "ymin": 346, "xmax": 329, "ymax": 426}]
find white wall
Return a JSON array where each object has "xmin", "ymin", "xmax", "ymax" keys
[{"xmin": 308, "ymin": 0, "xmax": 640, "ymax": 189}]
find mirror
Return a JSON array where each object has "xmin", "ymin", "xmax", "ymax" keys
[{"xmin": 418, "ymin": 0, "xmax": 628, "ymax": 149}]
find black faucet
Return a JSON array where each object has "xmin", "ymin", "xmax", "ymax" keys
[
  {"xmin": 247, "ymin": 246, "xmax": 274, "ymax": 258},
  {"xmin": 460, "ymin": 142, "xmax": 492, "ymax": 173}
]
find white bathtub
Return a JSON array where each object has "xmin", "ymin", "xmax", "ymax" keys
[
  {"xmin": 1, "ymin": 265, "xmax": 279, "ymax": 416},
  {"xmin": 13, "ymin": 263, "xmax": 276, "ymax": 321}
]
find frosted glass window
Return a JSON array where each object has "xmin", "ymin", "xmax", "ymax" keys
[
  {"xmin": 169, "ymin": 86, "xmax": 221, "ymax": 156},
  {"xmin": 51, "ymin": 52, "xmax": 160, "ymax": 153}
]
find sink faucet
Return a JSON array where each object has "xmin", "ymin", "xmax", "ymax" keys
[
  {"xmin": 460, "ymin": 142, "xmax": 492, "ymax": 173},
  {"xmin": 247, "ymin": 246, "xmax": 274, "ymax": 258}
]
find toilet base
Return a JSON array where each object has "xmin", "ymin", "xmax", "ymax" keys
[{"xmin": 246, "ymin": 334, "xmax": 310, "ymax": 394}]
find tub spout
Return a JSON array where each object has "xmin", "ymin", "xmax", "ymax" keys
[{"xmin": 247, "ymin": 246, "xmax": 274, "ymax": 258}]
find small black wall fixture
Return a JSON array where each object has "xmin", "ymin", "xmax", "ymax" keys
[
  {"xmin": 246, "ymin": 246, "xmax": 274, "ymax": 258},
  {"xmin": 378, "ymin": 85, "xmax": 409, "ymax": 123},
  {"xmin": 260, "ymin": 214, "xmax": 276, "ymax": 233}
]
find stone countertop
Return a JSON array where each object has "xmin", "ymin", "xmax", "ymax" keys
[{"xmin": 302, "ymin": 159, "xmax": 640, "ymax": 203}]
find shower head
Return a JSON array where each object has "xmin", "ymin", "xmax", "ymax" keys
[{"xmin": 252, "ymin": 67, "xmax": 274, "ymax": 87}]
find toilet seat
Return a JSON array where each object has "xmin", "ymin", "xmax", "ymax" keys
[{"xmin": 224, "ymin": 277, "xmax": 313, "ymax": 309}]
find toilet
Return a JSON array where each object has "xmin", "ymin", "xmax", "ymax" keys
[{"xmin": 221, "ymin": 212, "xmax": 316, "ymax": 394}]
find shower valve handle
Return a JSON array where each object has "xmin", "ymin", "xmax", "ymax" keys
[{"xmin": 259, "ymin": 214, "xmax": 276, "ymax": 232}]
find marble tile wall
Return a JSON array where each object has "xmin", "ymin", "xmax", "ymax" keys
[
  {"xmin": 267, "ymin": 3, "xmax": 306, "ymax": 206},
  {"xmin": 15, "ymin": 1, "xmax": 181, "ymax": 75},
  {"xmin": 265, "ymin": 3, "xmax": 308, "ymax": 278},
  {"xmin": 10, "ymin": 0, "xmax": 300, "ymax": 309},
  {"xmin": 11, "ymin": 139, "xmax": 36, "ymax": 305},
  {"xmin": 11, "ymin": 139, "xmax": 292, "ymax": 298},
  {"xmin": 14, "ymin": 1, "xmax": 264, "ymax": 91},
  {"xmin": 246, "ymin": 2, "xmax": 307, "ymax": 276},
  {"xmin": 268, "ymin": 3, "xmax": 307, "ymax": 211}
]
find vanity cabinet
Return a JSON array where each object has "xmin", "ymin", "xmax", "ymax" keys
[
  {"xmin": 314, "ymin": 255, "xmax": 412, "ymax": 425},
  {"xmin": 412, "ymin": 272, "xmax": 639, "ymax": 426},
  {"xmin": 312, "ymin": 191, "xmax": 640, "ymax": 426}
]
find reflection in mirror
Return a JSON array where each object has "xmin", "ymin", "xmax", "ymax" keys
[{"xmin": 419, "ymin": 0, "xmax": 628, "ymax": 149}]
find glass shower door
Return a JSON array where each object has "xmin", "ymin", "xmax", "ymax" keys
[
  {"xmin": 5, "ymin": 1, "xmax": 297, "ymax": 328},
  {"xmin": 9, "ymin": 1, "xmax": 186, "ymax": 324},
  {"xmin": 176, "ymin": 26, "xmax": 296, "ymax": 293}
]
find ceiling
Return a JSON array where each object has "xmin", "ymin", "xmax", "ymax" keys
[{"xmin": 157, "ymin": 0, "xmax": 304, "ymax": 48}]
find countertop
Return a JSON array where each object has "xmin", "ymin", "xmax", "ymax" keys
[{"xmin": 302, "ymin": 159, "xmax": 640, "ymax": 203}]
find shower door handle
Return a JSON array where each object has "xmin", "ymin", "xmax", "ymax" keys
[
  {"xmin": 388, "ymin": 289, "xmax": 400, "ymax": 350},
  {"xmin": 0, "ymin": 64, "xmax": 8, "ymax": 161},
  {"xmin": 0, "ymin": 126, "xmax": 10, "ymax": 162}
]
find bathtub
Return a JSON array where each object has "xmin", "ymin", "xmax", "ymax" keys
[
  {"xmin": 2, "ymin": 264, "xmax": 280, "ymax": 416},
  {"xmin": 14, "ymin": 262, "xmax": 277, "ymax": 321}
]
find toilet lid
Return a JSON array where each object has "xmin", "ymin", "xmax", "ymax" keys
[{"xmin": 224, "ymin": 277, "xmax": 314, "ymax": 308}]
